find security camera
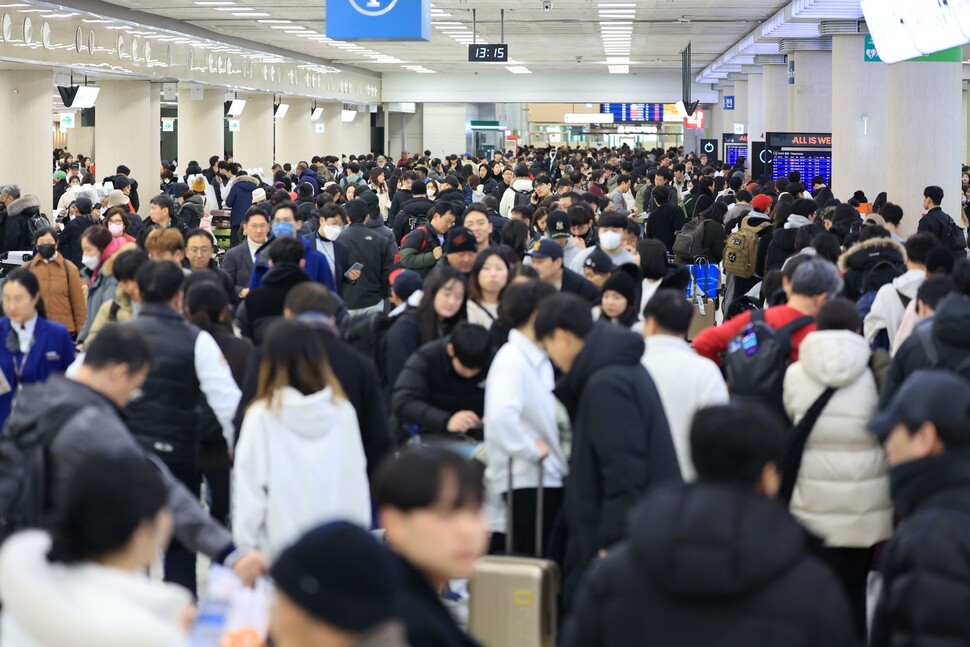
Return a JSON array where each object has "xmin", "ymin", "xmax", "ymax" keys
[
  {"xmin": 576, "ymin": 56, "xmax": 583, "ymax": 64},
  {"xmin": 542, "ymin": 1, "xmax": 553, "ymax": 11}
]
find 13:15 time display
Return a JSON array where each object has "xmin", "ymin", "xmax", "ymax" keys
[{"xmin": 468, "ymin": 44, "xmax": 509, "ymax": 62}]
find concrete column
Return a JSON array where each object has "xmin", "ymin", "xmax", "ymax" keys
[
  {"xmin": 762, "ymin": 64, "xmax": 789, "ymax": 134},
  {"xmin": 232, "ymin": 93, "xmax": 274, "ymax": 174},
  {"xmin": 177, "ymin": 86, "xmax": 224, "ymax": 174},
  {"xmin": 887, "ymin": 59, "xmax": 963, "ymax": 238},
  {"xmin": 787, "ymin": 50, "xmax": 833, "ymax": 132},
  {"xmin": 747, "ymin": 71, "xmax": 764, "ymax": 145},
  {"xmin": 732, "ymin": 80, "xmax": 749, "ymax": 138},
  {"xmin": 95, "ymin": 81, "xmax": 159, "ymax": 217},
  {"xmin": 65, "ymin": 126, "xmax": 95, "ymax": 161},
  {"xmin": 832, "ymin": 34, "xmax": 889, "ymax": 207},
  {"xmin": 274, "ymin": 98, "xmax": 314, "ymax": 168},
  {"xmin": 0, "ymin": 71, "xmax": 54, "ymax": 215},
  {"xmin": 708, "ymin": 88, "xmax": 725, "ymax": 145},
  {"xmin": 321, "ymin": 103, "xmax": 371, "ymax": 156},
  {"xmin": 422, "ymin": 103, "xmax": 467, "ymax": 157}
]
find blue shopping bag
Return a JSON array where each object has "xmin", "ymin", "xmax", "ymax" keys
[{"xmin": 685, "ymin": 260, "xmax": 720, "ymax": 299}]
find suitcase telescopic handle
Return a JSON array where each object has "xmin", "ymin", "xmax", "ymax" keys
[{"xmin": 505, "ymin": 456, "xmax": 546, "ymax": 558}]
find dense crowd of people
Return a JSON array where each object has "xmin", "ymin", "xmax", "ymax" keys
[{"xmin": 0, "ymin": 142, "xmax": 967, "ymax": 646}]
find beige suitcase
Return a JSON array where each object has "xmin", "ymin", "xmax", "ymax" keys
[{"xmin": 468, "ymin": 460, "xmax": 559, "ymax": 647}]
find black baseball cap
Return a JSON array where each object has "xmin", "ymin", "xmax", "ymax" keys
[
  {"xmin": 546, "ymin": 210, "xmax": 570, "ymax": 239},
  {"xmin": 583, "ymin": 247, "xmax": 615, "ymax": 274},
  {"xmin": 444, "ymin": 226, "xmax": 477, "ymax": 254},
  {"xmin": 868, "ymin": 370, "xmax": 970, "ymax": 444}
]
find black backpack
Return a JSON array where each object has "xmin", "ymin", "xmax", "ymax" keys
[
  {"xmin": 940, "ymin": 214, "xmax": 969, "ymax": 252},
  {"xmin": 343, "ymin": 310, "xmax": 396, "ymax": 389},
  {"xmin": 0, "ymin": 404, "xmax": 81, "ymax": 546},
  {"xmin": 25, "ymin": 212, "xmax": 51, "ymax": 239},
  {"xmin": 512, "ymin": 187, "xmax": 533, "ymax": 209},
  {"xmin": 724, "ymin": 309, "xmax": 814, "ymax": 418}
]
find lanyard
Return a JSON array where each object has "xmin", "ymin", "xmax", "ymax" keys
[{"xmin": 13, "ymin": 334, "xmax": 34, "ymax": 389}]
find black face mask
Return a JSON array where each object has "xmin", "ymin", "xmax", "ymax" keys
[{"xmin": 37, "ymin": 244, "xmax": 55, "ymax": 260}]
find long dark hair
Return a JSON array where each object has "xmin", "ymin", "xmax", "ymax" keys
[
  {"xmin": 500, "ymin": 220, "xmax": 531, "ymax": 260},
  {"xmin": 184, "ymin": 276, "xmax": 231, "ymax": 335},
  {"xmin": 47, "ymin": 452, "xmax": 167, "ymax": 564},
  {"xmin": 468, "ymin": 248, "xmax": 510, "ymax": 303},
  {"xmin": 700, "ymin": 202, "xmax": 729, "ymax": 225},
  {"xmin": 4, "ymin": 268, "xmax": 47, "ymax": 320},
  {"xmin": 255, "ymin": 319, "xmax": 344, "ymax": 408},
  {"xmin": 415, "ymin": 266, "xmax": 466, "ymax": 344}
]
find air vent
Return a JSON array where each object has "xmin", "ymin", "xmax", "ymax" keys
[
  {"xmin": 819, "ymin": 20, "xmax": 867, "ymax": 35},
  {"xmin": 753, "ymin": 54, "xmax": 787, "ymax": 65},
  {"xmin": 779, "ymin": 38, "xmax": 832, "ymax": 53}
]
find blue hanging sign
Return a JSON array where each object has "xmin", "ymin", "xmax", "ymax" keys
[
  {"xmin": 326, "ymin": 0, "xmax": 431, "ymax": 42},
  {"xmin": 723, "ymin": 95, "xmax": 735, "ymax": 111}
]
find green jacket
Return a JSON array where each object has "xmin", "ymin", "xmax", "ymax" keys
[{"xmin": 398, "ymin": 224, "xmax": 442, "ymax": 278}]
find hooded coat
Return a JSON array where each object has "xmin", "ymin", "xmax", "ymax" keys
[
  {"xmin": 554, "ymin": 322, "xmax": 681, "ymax": 570},
  {"xmin": 77, "ymin": 240, "xmax": 135, "ymax": 345},
  {"xmin": 838, "ymin": 237, "xmax": 907, "ymax": 302},
  {"xmin": 783, "ymin": 330, "xmax": 892, "ymax": 548},
  {"xmin": 233, "ymin": 386, "xmax": 371, "ymax": 559},
  {"xmin": 4, "ymin": 195, "xmax": 40, "ymax": 254},
  {"xmin": 0, "ymin": 531, "xmax": 191, "ymax": 647},
  {"xmin": 224, "ymin": 175, "xmax": 259, "ymax": 227},
  {"xmin": 881, "ymin": 292, "xmax": 970, "ymax": 407},
  {"xmin": 563, "ymin": 483, "xmax": 856, "ymax": 647}
]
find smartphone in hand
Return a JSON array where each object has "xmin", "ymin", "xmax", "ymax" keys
[{"xmin": 344, "ymin": 262, "xmax": 364, "ymax": 278}]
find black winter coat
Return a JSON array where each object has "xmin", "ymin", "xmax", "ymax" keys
[
  {"xmin": 763, "ymin": 226, "xmax": 800, "ymax": 273},
  {"xmin": 57, "ymin": 213, "xmax": 98, "ymax": 268},
  {"xmin": 645, "ymin": 203, "xmax": 686, "ymax": 252},
  {"xmin": 838, "ymin": 237, "xmax": 907, "ymax": 302},
  {"xmin": 554, "ymin": 322, "xmax": 681, "ymax": 571},
  {"xmin": 436, "ymin": 188, "xmax": 466, "ymax": 211},
  {"xmin": 917, "ymin": 207, "xmax": 966, "ymax": 250},
  {"xmin": 393, "ymin": 555, "xmax": 481, "ymax": 647},
  {"xmin": 392, "ymin": 197, "xmax": 435, "ymax": 245},
  {"xmin": 564, "ymin": 483, "xmax": 856, "ymax": 647},
  {"xmin": 561, "ymin": 269, "xmax": 601, "ymax": 305},
  {"xmin": 881, "ymin": 293, "xmax": 970, "ymax": 407},
  {"xmin": 389, "ymin": 188, "xmax": 413, "ymax": 218},
  {"xmin": 871, "ymin": 454, "xmax": 970, "ymax": 647},
  {"xmin": 236, "ymin": 263, "xmax": 309, "ymax": 344},
  {"xmin": 233, "ymin": 320, "xmax": 392, "ymax": 480},
  {"xmin": 3, "ymin": 196, "xmax": 40, "ymax": 255},
  {"xmin": 392, "ymin": 338, "xmax": 486, "ymax": 440}
]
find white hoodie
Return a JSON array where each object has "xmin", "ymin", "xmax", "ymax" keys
[
  {"xmin": 783, "ymin": 330, "xmax": 893, "ymax": 548},
  {"xmin": 0, "ymin": 531, "xmax": 191, "ymax": 647},
  {"xmin": 864, "ymin": 268, "xmax": 925, "ymax": 349},
  {"xmin": 233, "ymin": 386, "xmax": 371, "ymax": 559},
  {"xmin": 499, "ymin": 178, "xmax": 534, "ymax": 218}
]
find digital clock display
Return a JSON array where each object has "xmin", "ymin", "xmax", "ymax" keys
[{"xmin": 468, "ymin": 44, "xmax": 509, "ymax": 62}]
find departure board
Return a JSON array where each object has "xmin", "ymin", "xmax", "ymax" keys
[
  {"xmin": 600, "ymin": 103, "xmax": 664, "ymax": 123},
  {"xmin": 725, "ymin": 144, "xmax": 747, "ymax": 167},
  {"xmin": 770, "ymin": 150, "xmax": 832, "ymax": 183}
]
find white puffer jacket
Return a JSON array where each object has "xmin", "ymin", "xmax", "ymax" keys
[{"xmin": 783, "ymin": 330, "xmax": 893, "ymax": 548}]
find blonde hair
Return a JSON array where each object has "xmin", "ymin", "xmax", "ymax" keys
[{"xmin": 144, "ymin": 228, "xmax": 185, "ymax": 256}]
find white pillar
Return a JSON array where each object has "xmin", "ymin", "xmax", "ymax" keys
[
  {"xmin": 177, "ymin": 86, "xmax": 224, "ymax": 174},
  {"xmin": 321, "ymin": 103, "xmax": 371, "ymax": 156},
  {"xmin": 746, "ymin": 72, "xmax": 764, "ymax": 142},
  {"xmin": 422, "ymin": 103, "xmax": 467, "ymax": 158},
  {"xmin": 232, "ymin": 93, "xmax": 274, "ymax": 173},
  {"xmin": 887, "ymin": 59, "xmax": 963, "ymax": 238},
  {"xmin": 787, "ymin": 50, "xmax": 833, "ymax": 132},
  {"xmin": 832, "ymin": 34, "xmax": 889, "ymax": 206},
  {"xmin": 274, "ymin": 98, "xmax": 314, "ymax": 168},
  {"xmin": 732, "ymin": 80, "xmax": 749, "ymax": 139},
  {"xmin": 708, "ymin": 88, "xmax": 725, "ymax": 145},
  {"xmin": 65, "ymin": 126, "xmax": 95, "ymax": 161},
  {"xmin": 95, "ymin": 81, "xmax": 160, "ymax": 217},
  {"xmin": 0, "ymin": 71, "xmax": 53, "ymax": 214},
  {"xmin": 762, "ymin": 64, "xmax": 789, "ymax": 134}
]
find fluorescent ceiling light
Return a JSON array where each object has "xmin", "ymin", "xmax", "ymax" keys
[
  {"xmin": 311, "ymin": 107, "xmax": 324, "ymax": 120},
  {"xmin": 258, "ymin": 19, "xmax": 290, "ymax": 23},
  {"xmin": 274, "ymin": 103, "xmax": 289, "ymax": 119},
  {"xmin": 194, "ymin": 1, "xmax": 235, "ymax": 4},
  {"xmin": 226, "ymin": 99, "xmax": 246, "ymax": 116},
  {"xmin": 608, "ymin": 65, "xmax": 629, "ymax": 74},
  {"xmin": 215, "ymin": 7, "xmax": 247, "ymax": 10},
  {"xmin": 236, "ymin": 12, "xmax": 267, "ymax": 15}
]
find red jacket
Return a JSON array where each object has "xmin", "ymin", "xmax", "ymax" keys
[{"xmin": 693, "ymin": 305, "xmax": 816, "ymax": 366}]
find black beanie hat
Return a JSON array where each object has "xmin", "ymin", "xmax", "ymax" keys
[
  {"xmin": 602, "ymin": 270, "xmax": 637, "ymax": 306},
  {"xmin": 270, "ymin": 521, "xmax": 400, "ymax": 633}
]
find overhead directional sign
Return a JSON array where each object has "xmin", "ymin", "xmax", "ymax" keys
[
  {"xmin": 161, "ymin": 118, "xmax": 175, "ymax": 133},
  {"xmin": 59, "ymin": 112, "xmax": 76, "ymax": 129},
  {"xmin": 228, "ymin": 119, "xmax": 241, "ymax": 133},
  {"xmin": 315, "ymin": 123, "xmax": 326, "ymax": 134},
  {"xmin": 326, "ymin": 0, "xmax": 431, "ymax": 41}
]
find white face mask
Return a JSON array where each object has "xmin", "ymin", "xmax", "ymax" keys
[
  {"xmin": 81, "ymin": 254, "xmax": 99, "ymax": 271},
  {"xmin": 323, "ymin": 224, "xmax": 344, "ymax": 241},
  {"xmin": 599, "ymin": 230, "xmax": 622, "ymax": 251}
]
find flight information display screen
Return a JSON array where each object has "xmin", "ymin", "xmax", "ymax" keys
[
  {"xmin": 600, "ymin": 103, "xmax": 664, "ymax": 122},
  {"xmin": 725, "ymin": 144, "xmax": 747, "ymax": 167},
  {"xmin": 770, "ymin": 150, "xmax": 832, "ymax": 183}
]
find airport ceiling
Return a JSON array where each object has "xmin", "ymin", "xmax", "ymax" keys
[{"xmin": 87, "ymin": 0, "xmax": 797, "ymax": 75}]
